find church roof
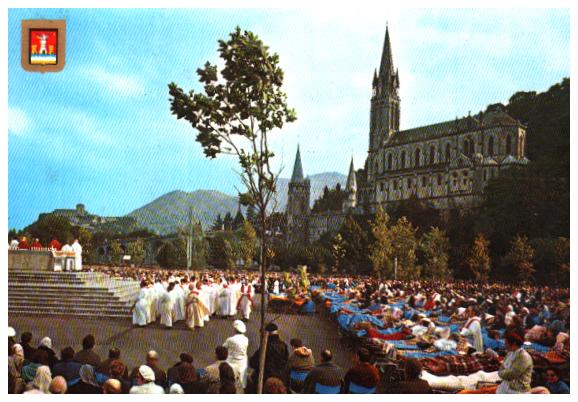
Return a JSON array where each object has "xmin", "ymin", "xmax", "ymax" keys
[
  {"xmin": 387, "ymin": 110, "xmax": 522, "ymax": 146},
  {"xmin": 290, "ymin": 145, "xmax": 305, "ymax": 183}
]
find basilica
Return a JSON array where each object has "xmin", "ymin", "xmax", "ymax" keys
[{"xmin": 287, "ymin": 26, "xmax": 529, "ymax": 246}]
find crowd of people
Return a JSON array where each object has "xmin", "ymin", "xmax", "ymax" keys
[
  {"xmin": 8, "ymin": 264, "xmax": 571, "ymax": 394},
  {"xmin": 9, "ymin": 236, "xmax": 83, "ymax": 270}
]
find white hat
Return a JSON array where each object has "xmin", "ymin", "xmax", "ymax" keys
[
  {"xmin": 233, "ymin": 320, "xmax": 246, "ymax": 334},
  {"xmin": 8, "ymin": 327, "xmax": 15, "ymax": 337},
  {"xmin": 138, "ymin": 365, "xmax": 155, "ymax": 382},
  {"xmin": 169, "ymin": 384, "xmax": 184, "ymax": 394}
]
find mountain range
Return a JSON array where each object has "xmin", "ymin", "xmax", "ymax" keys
[{"xmin": 127, "ymin": 172, "xmax": 346, "ymax": 235}]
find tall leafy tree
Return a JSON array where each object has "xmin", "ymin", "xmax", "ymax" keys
[
  {"xmin": 419, "ymin": 227, "xmax": 451, "ymax": 280},
  {"xmin": 239, "ymin": 219, "xmax": 257, "ymax": 268},
  {"xmin": 331, "ymin": 233, "xmax": 346, "ymax": 273},
  {"xmin": 338, "ymin": 215, "xmax": 370, "ymax": 274},
  {"xmin": 389, "ymin": 216, "xmax": 419, "ymax": 280},
  {"xmin": 369, "ymin": 206, "xmax": 394, "ymax": 279},
  {"xmin": 467, "ymin": 233, "xmax": 491, "ymax": 282},
  {"xmin": 504, "ymin": 234, "xmax": 535, "ymax": 284},
  {"xmin": 127, "ymin": 238, "xmax": 146, "ymax": 266},
  {"xmin": 109, "ymin": 240, "xmax": 124, "ymax": 266},
  {"xmin": 168, "ymin": 26, "xmax": 296, "ymax": 392}
]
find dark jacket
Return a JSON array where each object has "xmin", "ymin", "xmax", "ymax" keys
[
  {"xmin": 67, "ymin": 380, "xmax": 102, "ymax": 394},
  {"xmin": 96, "ymin": 358, "xmax": 129, "ymax": 379},
  {"xmin": 52, "ymin": 359, "xmax": 82, "ymax": 382},
  {"xmin": 250, "ymin": 334, "xmax": 289, "ymax": 381},
  {"xmin": 390, "ymin": 379, "xmax": 432, "ymax": 394},
  {"xmin": 37, "ymin": 345, "xmax": 59, "ymax": 368},
  {"xmin": 180, "ymin": 380, "xmax": 208, "ymax": 394},
  {"xmin": 74, "ymin": 349, "xmax": 102, "ymax": 367},
  {"xmin": 303, "ymin": 362, "xmax": 344, "ymax": 393},
  {"xmin": 343, "ymin": 362, "xmax": 380, "ymax": 391},
  {"xmin": 22, "ymin": 343, "xmax": 37, "ymax": 361}
]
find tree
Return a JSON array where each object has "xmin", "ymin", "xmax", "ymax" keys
[
  {"xmin": 504, "ymin": 234, "xmax": 534, "ymax": 284},
  {"xmin": 223, "ymin": 212, "xmax": 234, "ymax": 231},
  {"xmin": 26, "ymin": 214, "xmax": 73, "ymax": 246},
  {"xmin": 127, "ymin": 238, "xmax": 146, "ymax": 266},
  {"xmin": 419, "ymin": 227, "xmax": 451, "ymax": 280},
  {"xmin": 232, "ymin": 207, "xmax": 245, "ymax": 230},
  {"xmin": 389, "ymin": 216, "xmax": 419, "ymax": 280},
  {"xmin": 209, "ymin": 232, "xmax": 237, "ymax": 270},
  {"xmin": 239, "ymin": 220, "xmax": 257, "ymax": 268},
  {"xmin": 338, "ymin": 215, "xmax": 371, "ymax": 274},
  {"xmin": 169, "ymin": 26, "xmax": 296, "ymax": 393},
  {"xmin": 109, "ymin": 240, "xmax": 124, "ymax": 266},
  {"xmin": 369, "ymin": 206, "xmax": 394, "ymax": 279},
  {"xmin": 212, "ymin": 214, "xmax": 224, "ymax": 231},
  {"xmin": 467, "ymin": 233, "xmax": 491, "ymax": 282},
  {"xmin": 331, "ymin": 233, "xmax": 346, "ymax": 274},
  {"xmin": 77, "ymin": 228, "xmax": 94, "ymax": 264}
]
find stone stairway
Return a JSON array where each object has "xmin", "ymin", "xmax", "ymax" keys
[{"xmin": 8, "ymin": 270, "xmax": 140, "ymax": 319}]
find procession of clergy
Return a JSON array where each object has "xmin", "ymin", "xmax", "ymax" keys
[{"xmin": 131, "ymin": 274, "xmax": 257, "ymax": 330}]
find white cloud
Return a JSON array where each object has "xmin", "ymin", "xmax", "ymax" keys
[
  {"xmin": 84, "ymin": 66, "xmax": 144, "ymax": 97},
  {"xmin": 8, "ymin": 107, "xmax": 32, "ymax": 136}
]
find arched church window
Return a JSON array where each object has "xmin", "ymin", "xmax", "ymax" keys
[
  {"xmin": 445, "ymin": 143, "xmax": 451, "ymax": 162},
  {"xmin": 488, "ymin": 136, "xmax": 494, "ymax": 155},
  {"xmin": 400, "ymin": 151, "xmax": 406, "ymax": 169},
  {"xmin": 415, "ymin": 148, "xmax": 421, "ymax": 167},
  {"xmin": 506, "ymin": 135, "xmax": 512, "ymax": 154},
  {"xmin": 387, "ymin": 153, "xmax": 393, "ymax": 170},
  {"xmin": 429, "ymin": 146, "xmax": 436, "ymax": 165}
]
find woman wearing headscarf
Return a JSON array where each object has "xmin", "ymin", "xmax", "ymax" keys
[
  {"xmin": 23, "ymin": 365, "xmax": 52, "ymax": 394},
  {"xmin": 68, "ymin": 364, "xmax": 102, "ymax": 394},
  {"xmin": 37, "ymin": 337, "xmax": 59, "ymax": 368},
  {"xmin": 8, "ymin": 344, "xmax": 26, "ymax": 393}
]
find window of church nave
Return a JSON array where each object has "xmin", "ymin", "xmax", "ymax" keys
[
  {"xmin": 437, "ymin": 174, "xmax": 442, "ymax": 185},
  {"xmin": 387, "ymin": 153, "xmax": 393, "ymax": 170},
  {"xmin": 445, "ymin": 143, "xmax": 451, "ymax": 162},
  {"xmin": 421, "ymin": 176, "xmax": 427, "ymax": 186},
  {"xmin": 488, "ymin": 136, "xmax": 494, "ymax": 155},
  {"xmin": 483, "ymin": 170, "xmax": 487, "ymax": 181},
  {"xmin": 393, "ymin": 180, "xmax": 398, "ymax": 190},
  {"xmin": 429, "ymin": 146, "xmax": 436, "ymax": 165},
  {"xmin": 415, "ymin": 148, "xmax": 421, "ymax": 167},
  {"xmin": 401, "ymin": 151, "xmax": 406, "ymax": 168}
]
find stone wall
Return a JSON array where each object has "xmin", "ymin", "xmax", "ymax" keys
[{"xmin": 8, "ymin": 250, "xmax": 54, "ymax": 271}]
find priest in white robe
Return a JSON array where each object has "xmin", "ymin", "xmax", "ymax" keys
[
  {"xmin": 219, "ymin": 284, "xmax": 234, "ymax": 317},
  {"xmin": 461, "ymin": 310, "xmax": 484, "ymax": 353},
  {"xmin": 185, "ymin": 283, "xmax": 210, "ymax": 329},
  {"xmin": 132, "ymin": 283, "xmax": 149, "ymax": 327},
  {"xmin": 159, "ymin": 283, "xmax": 176, "ymax": 328},
  {"xmin": 71, "ymin": 239, "xmax": 82, "ymax": 271},
  {"xmin": 223, "ymin": 320, "xmax": 249, "ymax": 389}
]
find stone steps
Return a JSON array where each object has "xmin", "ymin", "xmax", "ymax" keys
[{"xmin": 8, "ymin": 270, "xmax": 139, "ymax": 319}]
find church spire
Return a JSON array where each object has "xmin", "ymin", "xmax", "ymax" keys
[
  {"xmin": 345, "ymin": 157, "xmax": 357, "ymax": 192},
  {"xmin": 290, "ymin": 145, "xmax": 304, "ymax": 183},
  {"xmin": 343, "ymin": 157, "xmax": 357, "ymax": 212},
  {"xmin": 379, "ymin": 24, "xmax": 394, "ymax": 77}
]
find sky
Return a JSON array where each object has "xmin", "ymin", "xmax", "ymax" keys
[{"xmin": 8, "ymin": 8, "xmax": 570, "ymax": 230}]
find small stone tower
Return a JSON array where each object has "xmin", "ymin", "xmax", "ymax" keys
[
  {"xmin": 286, "ymin": 145, "xmax": 310, "ymax": 246},
  {"xmin": 342, "ymin": 158, "xmax": 357, "ymax": 212}
]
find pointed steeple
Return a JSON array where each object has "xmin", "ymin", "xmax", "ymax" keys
[
  {"xmin": 379, "ymin": 24, "xmax": 394, "ymax": 77},
  {"xmin": 291, "ymin": 145, "xmax": 304, "ymax": 183},
  {"xmin": 343, "ymin": 157, "xmax": 357, "ymax": 212},
  {"xmin": 345, "ymin": 157, "xmax": 357, "ymax": 192}
]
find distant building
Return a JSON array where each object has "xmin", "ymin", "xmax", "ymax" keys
[
  {"xmin": 287, "ymin": 26, "xmax": 529, "ymax": 245},
  {"xmin": 38, "ymin": 203, "xmax": 138, "ymax": 232}
]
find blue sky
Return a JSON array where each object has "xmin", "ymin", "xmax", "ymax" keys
[{"xmin": 8, "ymin": 8, "xmax": 570, "ymax": 230}]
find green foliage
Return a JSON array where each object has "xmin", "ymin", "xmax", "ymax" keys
[
  {"xmin": 337, "ymin": 215, "xmax": 371, "ymax": 274},
  {"xmin": 419, "ymin": 227, "xmax": 451, "ymax": 280},
  {"xmin": 369, "ymin": 206, "xmax": 394, "ymax": 279},
  {"xmin": 388, "ymin": 196, "xmax": 441, "ymax": 237},
  {"xmin": 312, "ymin": 183, "xmax": 346, "ymax": 213},
  {"xmin": 389, "ymin": 216, "xmax": 419, "ymax": 280},
  {"xmin": 331, "ymin": 233, "xmax": 346, "ymax": 273},
  {"xmin": 209, "ymin": 232, "xmax": 237, "ymax": 269},
  {"xmin": 156, "ymin": 239, "xmax": 187, "ymax": 269},
  {"xmin": 77, "ymin": 228, "xmax": 94, "ymax": 264},
  {"xmin": 503, "ymin": 234, "xmax": 534, "ymax": 284},
  {"xmin": 127, "ymin": 238, "xmax": 146, "ymax": 266},
  {"xmin": 238, "ymin": 220, "xmax": 257, "ymax": 267},
  {"xmin": 109, "ymin": 240, "xmax": 124, "ymax": 266},
  {"xmin": 467, "ymin": 234, "xmax": 491, "ymax": 282},
  {"xmin": 26, "ymin": 214, "xmax": 73, "ymax": 245}
]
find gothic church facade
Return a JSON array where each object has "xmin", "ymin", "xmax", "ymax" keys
[{"xmin": 287, "ymin": 26, "xmax": 529, "ymax": 245}]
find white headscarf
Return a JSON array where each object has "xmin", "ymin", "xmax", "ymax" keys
[{"xmin": 40, "ymin": 337, "xmax": 52, "ymax": 349}]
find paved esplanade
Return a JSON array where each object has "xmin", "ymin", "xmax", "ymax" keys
[{"xmin": 9, "ymin": 298, "xmax": 354, "ymax": 371}]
